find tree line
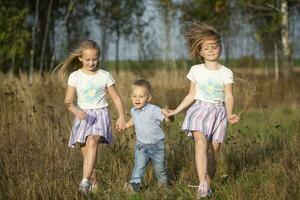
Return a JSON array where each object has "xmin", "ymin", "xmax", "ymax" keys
[{"xmin": 0, "ymin": 0, "xmax": 299, "ymax": 79}]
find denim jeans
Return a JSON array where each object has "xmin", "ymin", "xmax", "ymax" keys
[{"xmin": 130, "ymin": 139, "xmax": 167, "ymax": 184}]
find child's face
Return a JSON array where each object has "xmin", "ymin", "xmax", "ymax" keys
[
  {"xmin": 131, "ymin": 86, "xmax": 151, "ymax": 110},
  {"xmin": 78, "ymin": 48, "xmax": 99, "ymax": 72},
  {"xmin": 200, "ymin": 39, "xmax": 221, "ymax": 62}
]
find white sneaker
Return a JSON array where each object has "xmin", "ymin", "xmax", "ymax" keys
[
  {"xmin": 79, "ymin": 179, "xmax": 91, "ymax": 195},
  {"xmin": 197, "ymin": 181, "xmax": 208, "ymax": 198}
]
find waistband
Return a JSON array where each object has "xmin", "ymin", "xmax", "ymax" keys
[
  {"xmin": 136, "ymin": 138, "xmax": 164, "ymax": 146},
  {"xmin": 195, "ymin": 100, "xmax": 224, "ymax": 106}
]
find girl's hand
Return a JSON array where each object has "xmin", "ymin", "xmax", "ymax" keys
[
  {"xmin": 116, "ymin": 116, "xmax": 126, "ymax": 132},
  {"xmin": 228, "ymin": 114, "xmax": 240, "ymax": 124},
  {"xmin": 75, "ymin": 109, "xmax": 87, "ymax": 120},
  {"xmin": 161, "ymin": 108, "xmax": 175, "ymax": 122},
  {"xmin": 163, "ymin": 109, "xmax": 177, "ymax": 117}
]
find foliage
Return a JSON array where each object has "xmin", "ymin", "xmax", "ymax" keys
[{"xmin": 0, "ymin": 1, "xmax": 30, "ymax": 71}]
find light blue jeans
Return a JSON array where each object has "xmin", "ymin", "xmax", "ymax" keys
[{"xmin": 130, "ymin": 139, "xmax": 167, "ymax": 184}]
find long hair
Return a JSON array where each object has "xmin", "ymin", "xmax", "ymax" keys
[
  {"xmin": 185, "ymin": 21, "xmax": 221, "ymax": 60},
  {"xmin": 54, "ymin": 40, "xmax": 101, "ymax": 81}
]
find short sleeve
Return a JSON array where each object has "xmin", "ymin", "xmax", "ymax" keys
[
  {"xmin": 106, "ymin": 72, "xmax": 115, "ymax": 87},
  {"xmin": 152, "ymin": 106, "xmax": 165, "ymax": 122},
  {"xmin": 67, "ymin": 72, "xmax": 77, "ymax": 87},
  {"xmin": 187, "ymin": 67, "xmax": 196, "ymax": 83},
  {"xmin": 224, "ymin": 69, "xmax": 233, "ymax": 84}
]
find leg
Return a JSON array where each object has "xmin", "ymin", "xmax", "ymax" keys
[
  {"xmin": 149, "ymin": 140, "xmax": 167, "ymax": 184},
  {"xmin": 206, "ymin": 141, "xmax": 222, "ymax": 188},
  {"xmin": 80, "ymin": 146, "xmax": 97, "ymax": 186},
  {"xmin": 193, "ymin": 131, "xmax": 208, "ymax": 184},
  {"xmin": 130, "ymin": 143, "xmax": 149, "ymax": 184},
  {"xmin": 80, "ymin": 135, "xmax": 101, "ymax": 180}
]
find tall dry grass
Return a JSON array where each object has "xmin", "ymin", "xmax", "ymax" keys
[{"xmin": 0, "ymin": 69, "xmax": 299, "ymax": 200}]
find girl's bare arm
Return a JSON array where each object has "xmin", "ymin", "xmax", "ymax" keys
[
  {"xmin": 168, "ymin": 81, "xmax": 196, "ymax": 116},
  {"xmin": 65, "ymin": 86, "xmax": 86, "ymax": 119},
  {"xmin": 107, "ymin": 85, "xmax": 126, "ymax": 131}
]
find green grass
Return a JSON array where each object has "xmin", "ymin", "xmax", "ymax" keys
[{"xmin": 0, "ymin": 72, "xmax": 299, "ymax": 199}]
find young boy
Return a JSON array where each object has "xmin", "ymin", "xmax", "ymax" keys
[{"xmin": 125, "ymin": 79, "xmax": 172, "ymax": 192}]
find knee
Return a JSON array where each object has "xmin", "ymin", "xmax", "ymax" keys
[{"xmin": 87, "ymin": 136, "xmax": 100, "ymax": 147}]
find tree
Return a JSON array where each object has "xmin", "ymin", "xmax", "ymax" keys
[
  {"xmin": 237, "ymin": 0, "xmax": 296, "ymax": 79},
  {"xmin": 0, "ymin": 0, "xmax": 30, "ymax": 72},
  {"xmin": 94, "ymin": 0, "xmax": 146, "ymax": 74},
  {"xmin": 176, "ymin": 0, "xmax": 232, "ymax": 64}
]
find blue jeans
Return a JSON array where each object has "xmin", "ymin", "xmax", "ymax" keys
[{"xmin": 130, "ymin": 139, "xmax": 167, "ymax": 184}]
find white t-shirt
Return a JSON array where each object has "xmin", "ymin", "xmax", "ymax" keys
[
  {"xmin": 187, "ymin": 64, "xmax": 233, "ymax": 103},
  {"xmin": 67, "ymin": 69, "xmax": 115, "ymax": 109}
]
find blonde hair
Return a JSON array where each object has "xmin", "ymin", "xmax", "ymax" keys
[
  {"xmin": 185, "ymin": 21, "xmax": 221, "ymax": 60},
  {"xmin": 54, "ymin": 40, "xmax": 101, "ymax": 81},
  {"xmin": 132, "ymin": 79, "xmax": 152, "ymax": 94}
]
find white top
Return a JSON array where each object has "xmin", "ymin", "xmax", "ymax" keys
[
  {"xmin": 67, "ymin": 69, "xmax": 115, "ymax": 109},
  {"xmin": 187, "ymin": 64, "xmax": 233, "ymax": 103}
]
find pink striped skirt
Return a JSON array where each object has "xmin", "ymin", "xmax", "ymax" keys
[
  {"xmin": 68, "ymin": 107, "xmax": 112, "ymax": 148},
  {"xmin": 181, "ymin": 101, "xmax": 227, "ymax": 143}
]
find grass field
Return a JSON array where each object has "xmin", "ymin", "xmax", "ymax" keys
[{"xmin": 0, "ymin": 69, "xmax": 299, "ymax": 200}]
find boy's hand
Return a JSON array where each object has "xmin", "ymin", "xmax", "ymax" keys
[
  {"xmin": 228, "ymin": 114, "xmax": 240, "ymax": 124},
  {"xmin": 162, "ymin": 108, "xmax": 175, "ymax": 122}
]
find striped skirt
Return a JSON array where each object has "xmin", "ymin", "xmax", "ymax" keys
[
  {"xmin": 68, "ymin": 107, "xmax": 112, "ymax": 148},
  {"xmin": 181, "ymin": 101, "xmax": 227, "ymax": 143}
]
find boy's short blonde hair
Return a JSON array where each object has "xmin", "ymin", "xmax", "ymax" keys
[{"xmin": 132, "ymin": 79, "xmax": 152, "ymax": 94}]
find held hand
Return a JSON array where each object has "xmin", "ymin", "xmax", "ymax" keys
[
  {"xmin": 116, "ymin": 116, "xmax": 126, "ymax": 132},
  {"xmin": 75, "ymin": 109, "xmax": 87, "ymax": 120},
  {"xmin": 228, "ymin": 114, "xmax": 240, "ymax": 124},
  {"xmin": 161, "ymin": 108, "xmax": 175, "ymax": 122},
  {"xmin": 165, "ymin": 109, "xmax": 177, "ymax": 117}
]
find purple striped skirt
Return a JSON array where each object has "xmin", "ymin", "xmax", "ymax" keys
[
  {"xmin": 181, "ymin": 101, "xmax": 227, "ymax": 143},
  {"xmin": 68, "ymin": 107, "xmax": 112, "ymax": 148}
]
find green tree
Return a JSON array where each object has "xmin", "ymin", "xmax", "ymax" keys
[
  {"xmin": 94, "ymin": 0, "xmax": 146, "ymax": 73},
  {"xmin": 0, "ymin": 1, "xmax": 30, "ymax": 72},
  {"xmin": 177, "ymin": 0, "xmax": 232, "ymax": 64},
  {"xmin": 237, "ymin": 0, "xmax": 297, "ymax": 79}
]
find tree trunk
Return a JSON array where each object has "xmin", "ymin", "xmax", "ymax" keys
[
  {"xmin": 115, "ymin": 26, "xmax": 120, "ymax": 75},
  {"xmin": 29, "ymin": 0, "xmax": 39, "ymax": 84},
  {"xmin": 280, "ymin": 0, "xmax": 292, "ymax": 78},
  {"xmin": 64, "ymin": 0, "xmax": 74, "ymax": 51},
  {"xmin": 39, "ymin": 0, "xmax": 54, "ymax": 75},
  {"xmin": 101, "ymin": 28, "xmax": 109, "ymax": 69},
  {"xmin": 274, "ymin": 42, "xmax": 279, "ymax": 81}
]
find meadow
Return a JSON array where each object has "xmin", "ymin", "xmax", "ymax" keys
[{"xmin": 0, "ymin": 68, "xmax": 299, "ymax": 200}]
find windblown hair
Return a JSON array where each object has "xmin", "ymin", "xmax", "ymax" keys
[
  {"xmin": 132, "ymin": 79, "xmax": 152, "ymax": 94},
  {"xmin": 53, "ymin": 40, "xmax": 101, "ymax": 81},
  {"xmin": 185, "ymin": 21, "xmax": 221, "ymax": 60}
]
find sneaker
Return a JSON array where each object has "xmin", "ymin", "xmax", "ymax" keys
[
  {"xmin": 207, "ymin": 188, "xmax": 213, "ymax": 198},
  {"xmin": 79, "ymin": 179, "xmax": 91, "ymax": 195},
  {"xmin": 124, "ymin": 182, "xmax": 141, "ymax": 193},
  {"xmin": 197, "ymin": 181, "xmax": 208, "ymax": 198}
]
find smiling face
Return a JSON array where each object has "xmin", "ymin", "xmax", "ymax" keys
[
  {"xmin": 200, "ymin": 39, "xmax": 221, "ymax": 62},
  {"xmin": 131, "ymin": 86, "xmax": 151, "ymax": 110},
  {"xmin": 78, "ymin": 48, "xmax": 99, "ymax": 72}
]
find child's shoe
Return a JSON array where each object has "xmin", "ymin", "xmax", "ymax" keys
[
  {"xmin": 124, "ymin": 182, "xmax": 141, "ymax": 193},
  {"xmin": 197, "ymin": 181, "xmax": 208, "ymax": 198},
  {"xmin": 79, "ymin": 178, "xmax": 91, "ymax": 195}
]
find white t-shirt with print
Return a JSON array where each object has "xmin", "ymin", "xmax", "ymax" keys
[
  {"xmin": 67, "ymin": 69, "xmax": 115, "ymax": 109},
  {"xmin": 187, "ymin": 64, "xmax": 233, "ymax": 103}
]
